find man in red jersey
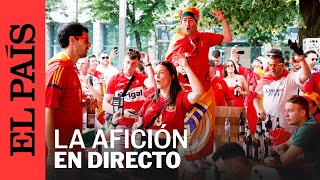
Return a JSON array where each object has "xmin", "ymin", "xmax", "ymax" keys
[
  {"xmin": 45, "ymin": 22, "xmax": 91, "ymax": 180},
  {"xmin": 166, "ymin": 7, "xmax": 232, "ymax": 91},
  {"xmin": 102, "ymin": 49, "xmax": 155, "ymax": 169}
]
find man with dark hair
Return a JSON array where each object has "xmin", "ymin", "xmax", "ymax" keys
[
  {"xmin": 45, "ymin": 22, "xmax": 91, "ymax": 179},
  {"xmin": 273, "ymin": 95, "xmax": 320, "ymax": 178},
  {"xmin": 102, "ymin": 49, "xmax": 155, "ymax": 169},
  {"xmin": 303, "ymin": 50, "xmax": 320, "ymax": 96},
  {"xmin": 212, "ymin": 142, "xmax": 253, "ymax": 180},
  {"xmin": 305, "ymin": 50, "xmax": 318, "ymax": 73},
  {"xmin": 251, "ymin": 48, "xmax": 310, "ymax": 132},
  {"xmin": 211, "ymin": 49, "xmax": 225, "ymax": 79},
  {"xmin": 165, "ymin": 7, "xmax": 232, "ymax": 91}
]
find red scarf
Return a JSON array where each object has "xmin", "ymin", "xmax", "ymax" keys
[{"xmin": 247, "ymin": 69, "xmax": 289, "ymax": 133}]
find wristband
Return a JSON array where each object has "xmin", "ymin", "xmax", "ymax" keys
[
  {"xmin": 145, "ymin": 63, "xmax": 152, "ymax": 67},
  {"xmin": 111, "ymin": 122, "xmax": 118, "ymax": 127}
]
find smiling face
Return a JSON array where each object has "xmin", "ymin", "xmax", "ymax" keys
[
  {"xmin": 306, "ymin": 52, "xmax": 318, "ymax": 69},
  {"xmin": 181, "ymin": 16, "xmax": 198, "ymax": 38}
]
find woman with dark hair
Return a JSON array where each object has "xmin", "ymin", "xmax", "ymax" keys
[
  {"xmin": 131, "ymin": 52, "xmax": 204, "ymax": 180},
  {"xmin": 223, "ymin": 59, "xmax": 248, "ymax": 107}
]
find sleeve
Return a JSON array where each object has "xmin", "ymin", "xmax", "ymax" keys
[
  {"xmin": 106, "ymin": 77, "xmax": 116, "ymax": 95},
  {"xmin": 45, "ymin": 67, "xmax": 65, "ymax": 109},
  {"xmin": 291, "ymin": 71, "xmax": 302, "ymax": 86},
  {"xmin": 181, "ymin": 92, "xmax": 194, "ymax": 111},
  {"xmin": 208, "ymin": 33, "xmax": 224, "ymax": 46}
]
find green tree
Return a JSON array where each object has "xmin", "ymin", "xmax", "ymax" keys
[
  {"xmin": 86, "ymin": 0, "xmax": 178, "ymax": 51},
  {"xmin": 46, "ymin": 0, "xmax": 68, "ymax": 21}
]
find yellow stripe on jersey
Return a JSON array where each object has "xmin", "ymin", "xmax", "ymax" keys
[{"xmin": 52, "ymin": 67, "xmax": 64, "ymax": 85}]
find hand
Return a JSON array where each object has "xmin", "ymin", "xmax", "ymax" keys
[
  {"xmin": 176, "ymin": 65, "xmax": 187, "ymax": 75},
  {"xmin": 257, "ymin": 110, "xmax": 266, "ymax": 121},
  {"xmin": 172, "ymin": 52, "xmax": 189, "ymax": 68},
  {"xmin": 112, "ymin": 111, "xmax": 122, "ymax": 125},
  {"xmin": 109, "ymin": 49, "xmax": 117, "ymax": 59},
  {"xmin": 234, "ymin": 86, "xmax": 242, "ymax": 92},
  {"xmin": 123, "ymin": 109, "xmax": 138, "ymax": 119},
  {"xmin": 132, "ymin": 121, "xmax": 142, "ymax": 131},
  {"xmin": 140, "ymin": 51, "xmax": 150, "ymax": 65},
  {"xmin": 213, "ymin": 9, "xmax": 226, "ymax": 22}
]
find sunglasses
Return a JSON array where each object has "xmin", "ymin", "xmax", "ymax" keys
[
  {"xmin": 128, "ymin": 48, "xmax": 140, "ymax": 55},
  {"xmin": 226, "ymin": 64, "xmax": 234, "ymax": 68},
  {"xmin": 311, "ymin": 58, "xmax": 318, "ymax": 61},
  {"xmin": 101, "ymin": 56, "xmax": 109, "ymax": 59},
  {"xmin": 292, "ymin": 60, "xmax": 299, "ymax": 63},
  {"xmin": 268, "ymin": 63, "xmax": 283, "ymax": 68}
]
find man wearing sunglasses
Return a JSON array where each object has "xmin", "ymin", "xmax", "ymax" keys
[
  {"xmin": 250, "ymin": 48, "xmax": 310, "ymax": 133},
  {"xmin": 304, "ymin": 50, "xmax": 320, "ymax": 97}
]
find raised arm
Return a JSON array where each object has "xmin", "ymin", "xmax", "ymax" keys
[
  {"xmin": 213, "ymin": 10, "xmax": 232, "ymax": 44},
  {"xmin": 297, "ymin": 55, "xmax": 311, "ymax": 84},
  {"xmin": 172, "ymin": 52, "xmax": 204, "ymax": 104},
  {"xmin": 140, "ymin": 51, "xmax": 156, "ymax": 89}
]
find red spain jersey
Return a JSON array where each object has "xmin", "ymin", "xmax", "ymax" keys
[
  {"xmin": 139, "ymin": 92, "xmax": 194, "ymax": 134},
  {"xmin": 45, "ymin": 52, "xmax": 82, "ymax": 151},
  {"xmin": 106, "ymin": 71, "xmax": 147, "ymax": 126},
  {"xmin": 210, "ymin": 78, "xmax": 233, "ymax": 106}
]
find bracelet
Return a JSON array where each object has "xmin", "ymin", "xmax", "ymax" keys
[
  {"xmin": 111, "ymin": 122, "xmax": 118, "ymax": 127},
  {"xmin": 145, "ymin": 63, "xmax": 152, "ymax": 67}
]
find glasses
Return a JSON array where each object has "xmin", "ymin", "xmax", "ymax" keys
[
  {"xmin": 226, "ymin": 64, "xmax": 234, "ymax": 68},
  {"xmin": 128, "ymin": 48, "xmax": 140, "ymax": 55},
  {"xmin": 311, "ymin": 58, "xmax": 318, "ymax": 61},
  {"xmin": 101, "ymin": 56, "xmax": 109, "ymax": 59},
  {"xmin": 292, "ymin": 60, "xmax": 299, "ymax": 63},
  {"xmin": 268, "ymin": 63, "xmax": 283, "ymax": 68}
]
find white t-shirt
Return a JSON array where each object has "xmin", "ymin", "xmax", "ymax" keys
[
  {"xmin": 97, "ymin": 65, "xmax": 119, "ymax": 86},
  {"xmin": 257, "ymin": 72, "xmax": 301, "ymax": 132}
]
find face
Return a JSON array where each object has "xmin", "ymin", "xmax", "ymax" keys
[
  {"xmin": 267, "ymin": 58, "xmax": 283, "ymax": 77},
  {"xmin": 89, "ymin": 57, "xmax": 98, "ymax": 70},
  {"xmin": 284, "ymin": 102, "xmax": 305, "ymax": 126},
  {"xmin": 76, "ymin": 58, "xmax": 89, "ymax": 73},
  {"xmin": 154, "ymin": 64, "xmax": 173, "ymax": 90},
  {"xmin": 306, "ymin": 53, "xmax": 318, "ymax": 68},
  {"xmin": 181, "ymin": 16, "xmax": 198, "ymax": 37},
  {"xmin": 251, "ymin": 60, "xmax": 263, "ymax": 70},
  {"xmin": 291, "ymin": 59, "xmax": 301, "ymax": 70},
  {"xmin": 225, "ymin": 61, "xmax": 235, "ymax": 74},
  {"xmin": 213, "ymin": 56, "xmax": 221, "ymax": 66},
  {"xmin": 123, "ymin": 56, "xmax": 140, "ymax": 76},
  {"xmin": 73, "ymin": 32, "xmax": 91, "ymax": 58},
  {"xmin": 99, "ymin": 53, "xmax": 109, "ymax": 66}
]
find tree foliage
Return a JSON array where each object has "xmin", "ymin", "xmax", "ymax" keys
[
  {"xmin": 86, "ymin": 0, "xmax": 178, "ymax": 51},
  {"xmin": 182, "ymin": 0, "xmax": 301, "ymax": 45},
  {"xmin": 46, "ymin": 0, "xmax": 68, "ymax": 21}
]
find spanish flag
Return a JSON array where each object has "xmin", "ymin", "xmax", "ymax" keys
[{"xmin": 183, "ymin": 88, "xmax": 216, "ymax": 160}]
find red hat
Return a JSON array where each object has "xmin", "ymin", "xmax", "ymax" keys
[
  {"xmin": 179, "ymin": 7, "xmax": 200, "ymax": 22},
  {"xmin": 303, "ymin": 92, "xmax": 320, "ymax": 105}
]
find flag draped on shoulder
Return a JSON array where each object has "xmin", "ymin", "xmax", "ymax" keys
[{"xmin": 183, "ymin": 88, "xmax": 216, "ymax": 161}]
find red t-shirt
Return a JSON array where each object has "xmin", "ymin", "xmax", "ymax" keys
[
  {"xmin": 106, "ymin": 71, "xmax": 147, "ymax": 126},
  {"xmin": 166, "ymin": 31, "xmax": 223, "ymax": 91},
  {"xmin": 210, "ymin": 78, "xmax": 233, "ymax": 106},
  {"xmin": 45, "ymin": 55, "xmax": 82, "ymax": 152},
  {"xmin": 228, "ymin": 87, "xmax": 245, "ymax": 107},
  {"xmin": 139, "ymin": 92, "xmax": 194, "ymax": 134},
  {"xmin": 213, "ymin": 65, "xmax": 225, "ymax": 80},
  {"xmin": 304, "ymin": 73, "xmax": 320, "ymax": 95}
]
